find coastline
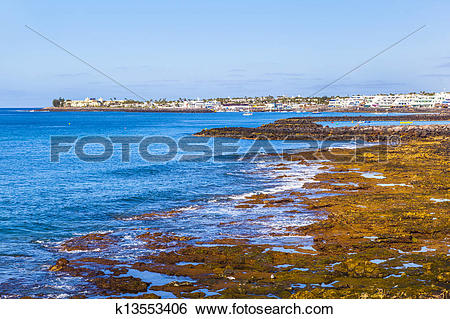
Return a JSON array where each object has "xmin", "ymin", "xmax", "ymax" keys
[
  {"xmin": 46, "ymin": 133, "xmax": 449, "ymax": 299},
  {"xmin": 36, "ymin": 107, "xmax": 214, "ymax": 113},
  {"xmin": 35, "ymin": 106, "xmax": 449, "ymax": 113}
]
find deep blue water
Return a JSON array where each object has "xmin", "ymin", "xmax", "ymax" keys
[{"xmin": 0, "ymin": 108, "xmax": 433, "ymax": 297}]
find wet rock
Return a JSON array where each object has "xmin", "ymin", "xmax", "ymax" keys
[
  {"xmin": 61, "ymin": 233, "xmax": 115, "ymax": 251},
  {"xmin": 170, "ymin": 281, "xmax": 194, "ymax": 287},
  {"xmin": 195, "ymin": 116, "xmax": 450, "ymax": 142},
  {"xmin": 90, "ymin": 276, "xmax": 149, "ymax": 294},
  {"xmin": 181, "ymin": 291, "xmax": 206, "ymax": 298},
  {"xmin": 235, "ymin": 204, "xmax": 254, "ymax": 209},
  {"xmin": 49, "ymin": 258, "xmax": 105, "ymax": 278},
  {"xmin": 139, "ymin": 293, "xmax": 161, "ymax": 299},
  {"xmin": 49, "ymin": 258, "xmax": 69, "ymax": 272}
]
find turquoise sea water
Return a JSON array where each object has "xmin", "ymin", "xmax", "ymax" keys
[{"xmin": 0, "ymin": 109, "xmax": 435, "ymax": 297}]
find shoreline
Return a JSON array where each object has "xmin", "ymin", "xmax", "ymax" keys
[
  {"xmin": 35, "ymin": 106, "xmax": 449, "ymax": 113},
  {"xmin": 36, "ymin": 107, "xmax": 214, "ymax": 113},
  {"xmin": 44, "ymin": 134, "xmax": 449, "ymax": 299}
]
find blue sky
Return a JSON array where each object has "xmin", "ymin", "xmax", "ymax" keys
[{"xmin": 1, "ymin": 0, "xmax": 450, "ymax": 106}]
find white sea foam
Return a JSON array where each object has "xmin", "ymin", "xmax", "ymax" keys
[
  {"xmin": 52, "ymin": 159, "xmax": 326, "ymax": 272},
  {"xmin": 178, "ymin": 205, "xmax": 199, "ymax": 212},
  {"xmin": 377, "ymin": 183, "xmax": 412, "ymax": 187},
  {"xmin": 328, "ymin": 144, "xmax": 357, "ymax": 150},
  {"xmin": 62, "ymin": 248, "xmax": 102, "ymax": 253},
  {"xmin": 229, "ymin": 162, "xmax": 324, "ymax": 200},
  {"xmin": 430, "ymin": 198, "xmax": 450, "ymax": 203}
]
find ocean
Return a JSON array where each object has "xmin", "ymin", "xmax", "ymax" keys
[{"xmin": 0, "ymin": 109, "xmax": 430, "ymax": 298}]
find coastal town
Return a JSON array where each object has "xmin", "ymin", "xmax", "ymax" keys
[{"xmin": 51, "ymin": 92, "xmax": 450, "ymax": 112}]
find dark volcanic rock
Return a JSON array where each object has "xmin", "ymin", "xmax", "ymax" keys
[
  {"xmin": 195, "ymin": 116, "xmax": 450, "ymax": 142},
  {"xmin": 61, "ymin": 233, "xmax": 115, "ymax": 251},
  {"xmin": 49, "ymin": 258, "xmax": 70, "ymax": 272},
  {"xmin": 90, "ymin": 276, "xmax": 149, "ymax": 294}
]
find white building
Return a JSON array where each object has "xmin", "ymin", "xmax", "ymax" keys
[{"xmin": 328, "ymin": 92, "xmax": 450, "ymax": 108}]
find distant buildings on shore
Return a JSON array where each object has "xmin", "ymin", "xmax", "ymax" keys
[
  {"xmin": 61, "ymin": 97, "xmax": 148, "ymax": 108},
  {"xmin": 55, "ymin": 92, "xmax": 449, "ymax": 111},
  {"xmin": 328, "ymin": 92, "xmax": 450, "ymax": 108}
]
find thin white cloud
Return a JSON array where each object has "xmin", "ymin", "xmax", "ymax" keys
[
  {"xmin": 435, "ymin": 62, "xmax": 450, "ymax": 68},
  {"xmin": 264, "ymin": 72, "xmax": 304, "ymax": 77},
  {"xmin": 55, "ymin": 72, "xmax": 89, "ymax": 77},
  {"xmin": 422, "ymin": 73, "xmax": 450, "ymax": 78}
]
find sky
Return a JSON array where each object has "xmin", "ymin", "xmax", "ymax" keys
[{"xmin": 1, "ymin": 0, "xmax": 450, "ymax": 107}]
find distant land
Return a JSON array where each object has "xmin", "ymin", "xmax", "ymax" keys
[{"xmin": 36, "ymin": 92, "xmax": 450, "ymax": 113}]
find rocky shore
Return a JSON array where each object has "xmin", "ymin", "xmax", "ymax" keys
[
  {"xmin": 195, "ymin": 114, "xmax": 450, "ymax": 142},
  {"xmin": 46, "ymin": 135, "xmax": 449, "ymax": 299}
]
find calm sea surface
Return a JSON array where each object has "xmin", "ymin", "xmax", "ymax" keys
[{"xmin": 0, "ymin": 109, "xmax": 438, "ymax": 297}]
